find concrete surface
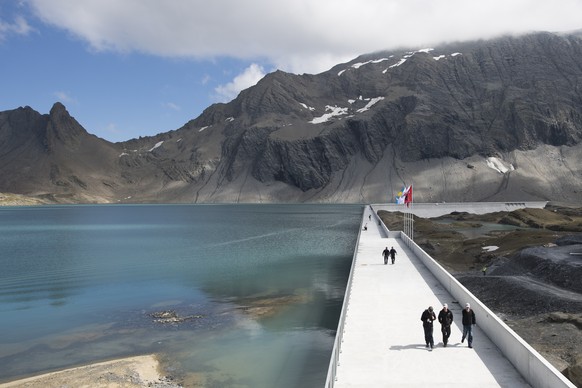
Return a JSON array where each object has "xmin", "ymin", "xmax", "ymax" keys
[{"xmin": 332, "ymin": 207, "xmax": 532, "ymax": 387}]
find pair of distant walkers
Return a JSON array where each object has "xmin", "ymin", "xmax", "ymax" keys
[
  {"xmin": 382, "ymin": 246, "xmax": 397, "ymax": 265},
  {"xmin": 420, "ymin": 303, "xmax": 476, "ymax": 350}
]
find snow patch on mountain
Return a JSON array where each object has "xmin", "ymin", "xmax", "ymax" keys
[
  {"xmin": 486, "ymin": 157, "xmax": 515, "ymax": 173},
  {"xmin": 388, "ymin": 58, "xmax": 408, "ymax": 69},
  {"xmin": 309, "ymin": 105, "xmax": 349, "ymax": 124},
  {"xmin": 339, "ymin": 48, "xmax": 445, "ymax": 75},
  {"xmin": 338, "ymin": 56, "xmax": 394, "ymax": 75},
  {"xmin": 149, "ymin": 141, "xmax": 164, "ymax": 152},
  {"xmin": 308, "ymin": 96, "xmax": 385, "ymax": 123},
  {"xmin": 356, "ymin": 97, "xmax": 385, "ymax": 113},
  {"xmin": 351, "ymin": 57, "xmax": 392, "ymax": 69}
]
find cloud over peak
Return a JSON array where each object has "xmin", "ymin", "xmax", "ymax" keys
[
  {"xmin": 214, "ymin": 63, "xmax": 266, "ymax": 102},
  {"xmin": 24, "ymin": 0, "xmax": 582, "ymax": 75}
]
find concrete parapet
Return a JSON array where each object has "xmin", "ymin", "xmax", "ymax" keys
[{"xmin": 373, "ymin": 201, "xmax": 548, "ymax": 218}]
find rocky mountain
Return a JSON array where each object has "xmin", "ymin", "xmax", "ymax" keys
[
  {"xmin": 1, "ymin": 31, "xmax": 582, "ymax": 204},
  {"xmin": 0, "ymin": 103, "xmax": 123, "ymax": 203}
]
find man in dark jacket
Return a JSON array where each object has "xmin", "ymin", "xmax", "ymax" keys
[
  {"xmin": 461, "ymin": 303, "xmax": 476, "ymax": 348},
  {"xmin": 389, "ymin": 247, "xmax": 397, "ymax": 264},
  {"xmin": 382, "ymin": 247, "xmax": 390, "ymax": 265},
  {"xmin": 438, "ymin": 303, "xmax": 454, "ymax": 347},
  {"xmin": 420, "ymin": 306, "xmax": 436, "ymax": 350}
]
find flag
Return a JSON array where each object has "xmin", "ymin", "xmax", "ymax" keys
[
  {"xmin": 395, "ymin": 185, "xmax": 410, "ymax": 204},
  {"xmin": 404, "ymin": 185, "xmax": 413, "ymax": 207}
]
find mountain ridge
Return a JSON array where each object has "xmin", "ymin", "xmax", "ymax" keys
[{"xmin": 1, "ymin": 31, "xmax": 582, "ymax": 204}]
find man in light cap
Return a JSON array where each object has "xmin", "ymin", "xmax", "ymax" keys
[
  {"xmin": 420, "ymin": 306, "xmax": 436, "ymax": 350},
  {"xmin": 438, "ymin": 303, "xmax": 453, "ymax": 347},
  {"xmin": 461, "ymin": 303, "xmax": 476, "ymax": 348}
]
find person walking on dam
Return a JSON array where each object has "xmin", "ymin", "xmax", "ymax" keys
[
  {"xmin": 461, "ymin": 303, "xmax": 476, "ymax": 348},
  {"xmin": 382, "ymin": 247, "xmax": 390, "ymax": 265},
  {"xmin": 421, "ymin": 306, "xmax": 436, "ymax": 350},
  {"xmin": 389, "ymin": 246, "xmax": 397, "ymax": 264},
  {"xmin": 438, "ymin": 303, "xmax": 453, "ymax": 347}
]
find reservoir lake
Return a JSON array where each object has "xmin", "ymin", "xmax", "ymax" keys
[{"xmin": 0, "ymin": 204, "xmax": 362, "ymax": 387}]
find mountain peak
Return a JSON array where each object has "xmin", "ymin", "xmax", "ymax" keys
[
  {"xmin": 45, "ymin": 102, "xmax": 89, "ymax": 151},
  {"xmin": 50, "ymin": 101, "xmax": 67, "ymax": 114}
]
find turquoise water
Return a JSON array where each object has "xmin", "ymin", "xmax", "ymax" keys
[
  {"xmin": 0, "ymin": 204, "xmax": 362, "ymax": 387},
  {"xmin": 433, "ymin": 219, "xmax": 526, "ymax": 239}
]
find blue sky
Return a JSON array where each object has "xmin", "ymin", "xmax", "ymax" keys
[{"xmin": 1, "ymin": 1, "xmax": 581, "ymax": 142}]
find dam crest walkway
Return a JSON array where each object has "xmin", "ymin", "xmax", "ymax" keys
[{"xmin": 325, "ymin": 202, "xmax": 574, "ymax": 388}]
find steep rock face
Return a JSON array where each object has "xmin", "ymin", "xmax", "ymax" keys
[
  {"xmin": 0, "ymin": 106, "xmax": 47, "ymax": 158},
  {"xmin": 0, "ymin": 107, "xmax": 49, "ymax": 190},
  {"xmin": 414, "ymin": 33, "xmax": 582, "ymax": 155},
  {"xmin": 207, "ymin": 32, "xmax": 582, "ymax": 193},
  {"xmin": 44, "ymin": 102, "xmax": 87, "ymax": 152}
]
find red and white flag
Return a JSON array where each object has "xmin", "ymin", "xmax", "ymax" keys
[{"xmin": 404, "ymin": 185, "xmax": 413, "ymax": 207}]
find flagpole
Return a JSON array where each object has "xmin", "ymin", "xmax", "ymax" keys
[
  {"xmin": 405, "ymin": 183, "xmax": 413, "ymax": 241},
  {"xmin": 395, "ymin": 184, "xmax": 413, "ymax": 241},
  {"xmin": 411, "ymin": 183, "xmax": 414, "ymax": 241},
  {"xmin": 404, "ymin": 204, "xmax": 409, "ymax": 236},
  {"xmin": 403, "ymin": 191, "xmax": 408, "ymax": 237},
  {"xmin": 410, "ymin": 187, "xmax": 414, "ymax": 241},
  {"xmin": 408, "ymin": 203, "xmax": 411, "ymax": 239},
  {"xmin": 408, "ymin": 204, "xmax": 412, "ymax": 240},
  {"xmin": 406, "ymin": 207, "xmax": 409, "ymax": 239}
]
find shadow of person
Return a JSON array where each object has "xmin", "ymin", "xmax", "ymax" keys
[{"xmin": 389, "ymin": 344, "xmax": 428, "ymax": 351}]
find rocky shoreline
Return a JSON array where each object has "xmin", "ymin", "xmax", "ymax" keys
[
  {"xmin": 0, "ymin": 355, "xmax": 182, "ymax": 388},
  {"xmin": 0, "ymin": 193, "xmax": 49, "ymax": 206}
]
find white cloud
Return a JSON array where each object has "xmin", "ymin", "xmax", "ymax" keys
[
  {"xmin": 0, "ymin": 15, "xmax": 33, "ymax": 40},
  {"xmin": 201, "ymin": 74, "xmax": 211, "ymax": 85},
  {"xmin": 53, "ymin": 91, "xmax": 77, "ymax": 105},
  {"xmin": 214, "ymin": 63, "xmax": 266, "ymax": 102},
  {"xmin": 23, "ymin": 0, "xmax": 582, "ymax": 74},
  {"xmin": 163, "ymin": 102, "xmax": 181, "ymax": 111}
]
